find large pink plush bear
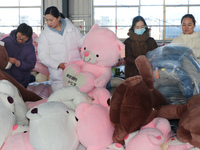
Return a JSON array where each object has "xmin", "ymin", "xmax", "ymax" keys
[{"xmin": 63, "ymin": 24, "xmax": 125, "ymax": 108}]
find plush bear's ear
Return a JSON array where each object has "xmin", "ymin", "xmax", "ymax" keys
[
  {"xmin": 135, "ymin": 55, "xmax": 154, "ymax": 90},
  {"xmin": 26, "ymin": 107, "xmax": 41, "ymax": 120},
  {"xmin": 91, "ymin": 24, "xmax": 99, "ymax": 30},
  {"xmin": 116, "ymin": 40, "xmax": 125, "ymax": 52},
  {"xmin": 75, "ymin": 102, "xmax": 91, "ymax": 119}
]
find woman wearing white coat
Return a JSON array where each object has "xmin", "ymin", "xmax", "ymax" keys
[
  {"xmin": 38, "ymin": 6, "xmax": 83, "ymax": 92},
  {"xmin": 171, "ymin": 14, "xmax": 200, "ymax": 63}
]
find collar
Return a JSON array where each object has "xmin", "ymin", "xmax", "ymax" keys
[{"xmin": 47, "ymin": 18, "xmax": 67, "ymax": 35}]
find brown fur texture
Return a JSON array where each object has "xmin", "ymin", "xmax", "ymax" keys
[
  {"xmin": 157, "ymin": 93, "xmax": 200, "ymax": 148},
  {"xmin": 109, "ymin": 55, "xmax": 167, "ymax": 144},
  {"xmin": 0, "ymin": 45, "xmax": 42, "ymax": 102}
]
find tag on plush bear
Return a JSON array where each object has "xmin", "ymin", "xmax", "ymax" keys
[
  {"xmin": 63, "ymin": 68, "xmax": 86, "ymax": 88},
  {"xmin": 63, "ymin": 67, "xmax": 95, "ymax": 93}
]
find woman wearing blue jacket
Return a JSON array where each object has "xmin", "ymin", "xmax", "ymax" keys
[{"xmin": 1, "ymin": 23, "xmax": 36, "ymax": 88}]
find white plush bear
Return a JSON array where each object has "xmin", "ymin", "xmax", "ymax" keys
[
  {"xmin": 0, "ymin": 92, "xmax": 15, "ymax": 148},
  {"xmin": 26, "ymin": 101, "xmax": 79, "ymax": 150},
  {"xmin": 47, "ymin": 86, "xmax": 93, "ymax": 110},
  {"xmin": 0, "ymin": 80, "xmax": 29, "ymax": 125}
]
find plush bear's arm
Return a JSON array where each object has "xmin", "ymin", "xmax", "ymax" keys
[
  {"xmin": 109, "ymin": 83, "xmax": 127, "ymax": 124},
  {"xmin": 95, "ymin": 68, "xmax": 111, "ymax": 88},
  {"xmin": 67, "ymin": 59, "xmax": 83, "ymax": 67},
  {"xmin": 157, "ymin": 104, "xmax": 187, "ymax": 120}
]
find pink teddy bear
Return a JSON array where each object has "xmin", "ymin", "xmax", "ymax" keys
[{"xmin": 64, "ymin": 24, "xmax": 125, "ymax": 108}]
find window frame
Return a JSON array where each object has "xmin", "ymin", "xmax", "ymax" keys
[
  {"xmin": 0, "ymin": 0, "xmax": 43, "ymax": 36},
  {"xmin": 93, "ymin": 0, "xmax": 200, "ymax": 41}
]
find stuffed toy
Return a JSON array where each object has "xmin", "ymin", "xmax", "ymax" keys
[
  {"xmin": 47, "ymin": 86, "xmax": 93, "ymax": 110},
  {"xmin": 109, "ymin": 55, "xmax": 167, "ymax": 145},
  {"xmin": 27, "ymin": 101, "xmax": 79, "ymax": 150},
  {"xmin": 1, "ymin": 125, "xmax": 32, "ymax": 150},
  {"xmin": 124, "ymin": 117, "xmax": 194, "ymax": 150},
  {"xmin": 0, "ymin": 80, "xmax": 29, "ymax": 125},
  {"xmin": 125, "ymin": 126, "xmax": 166, "ymax": 150},
  {"xmin": 75, "ymin": 102, "xmax": 114, "ymax": 150},
  {"xmin": 0, "ymin": 44, "xmax": 42, "ymax": 102},
  {"xmin": 1, "ymin": 131, "xmax": 33, "ymax": 150},
  {"xmin": 0, "ymin": 92, "xmax": 15, "ymax": 148},
  {"xmin": 63, "ymin": 24, "xmax": 125, "ymax": 108},
  {"xmin": 146, "ymin": 43, "xmax": 200, "ymax": 104},
  {"xmin": 140, "ymin": 117, "xmax": 172, "ymax": 139},
  {"xmin": 125, "ymin": 117, "xmax": 171, "ymax": 150},
  {"xmin": 157, "ymin": 93, "xmax": 200, "ymax": 149},
  {"xmin": 26, "ymin": 86, "xmax": 93, "ymax": 111}
]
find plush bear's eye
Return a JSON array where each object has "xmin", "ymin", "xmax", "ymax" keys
[
  {"xmin": 7, "ymin": 96, "xmax": 14, "ymax": 104},
  {"xmin": 84, "ymin": 47, "xmax": 86, "ymax": 50},
  {"xmin": 75, "ymin": 116, "xmax": 78, "ymax": 122},
  {"xmin": 96, "ymin": 54, "xmax": 99, "ymax": 57},
  {"xmin": 31, "ymin": 108, "xmax": 38, "ymax": 114},
  {"xmin": 66, "ymin": 111, "xmax": 69, "ymax": 114}
]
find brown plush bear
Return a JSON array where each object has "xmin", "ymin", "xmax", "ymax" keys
[
  {"xmin": 157, "ymin": 93, "xmax": 200, "ymax": 148},
  {"xmin": 109, "ymin": 55, "xmax": 167, "ymax": 145},
  {"xmin": 0, "ymin": 44, "xmax": 42, "ymax": 102}
]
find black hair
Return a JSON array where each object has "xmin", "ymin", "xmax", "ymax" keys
[
  {"xmin": 130, "ymin": 16, "xmax": 148, "ymax": 31},
  {"xmin": 16, "ymin": 23, "xmax": 33, "ymax": 39},
  {"xmin": 45, "ymin": 6, "xmax": 65, "ymax": 19},
  {"xmin": 181, "ymin": 14, "xmax": 196, "ymax": 26}
]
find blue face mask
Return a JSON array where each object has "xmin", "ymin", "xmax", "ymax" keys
[{"xmin": 134, "ymin": 28, "xmax": 146, "ymax": 35}]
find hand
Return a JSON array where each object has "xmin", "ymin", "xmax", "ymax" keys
[
  {"xmin": 9, "ymin": 57, "xmax": 20, "ymax": 67},
  {"xmin": 58, "ymin": 63, "xmax": 66, "ymax": 70},
  {"xmin": 9, "ymin": 57, "xmax": 16, "ymax": 64},
  {"xmin": 15, "ymin": 60, "xmax": 20, "ymax": 67}
]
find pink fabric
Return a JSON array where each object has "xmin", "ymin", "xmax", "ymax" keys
[
  {"xmin": 33, "ymin": 62, "xmax": 49, "ymax": 77},
  {"xmin": 26, "ymin": 98, "xmax": 47, "ymax": 109}
]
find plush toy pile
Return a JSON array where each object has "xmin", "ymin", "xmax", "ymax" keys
[{"xmin": 1, "ymin": 25, "xmax": 200, "ymax": 150}]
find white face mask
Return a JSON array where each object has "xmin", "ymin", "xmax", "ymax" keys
[{"xmin": 134, "ymin": 28, "xmax": 146, "ymax": 35}]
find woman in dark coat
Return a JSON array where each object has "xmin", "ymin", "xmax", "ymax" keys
[
  {"xmin": 124, "ymin": 16, "xmax": 158, "ymax": 79},
  {"xmin": 1, "ymin": 23, "xmax": 36, "ymax": 88}
]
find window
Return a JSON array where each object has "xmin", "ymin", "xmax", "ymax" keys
[
  {"xmin": 93, "ymin": 0, "xmax": 200, "ymax": 41},
  {"xmin": 0, "ymin": 0, "xmax": 42, "ymax": 37}
]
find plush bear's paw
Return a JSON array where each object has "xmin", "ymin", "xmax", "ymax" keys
[{"xmin": 64, "ymin": 67, "xmax": 96, "ymax": 93}]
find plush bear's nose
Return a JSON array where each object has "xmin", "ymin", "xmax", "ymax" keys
[{"xmin": 84, "ymin": 51, "xmax": 89, "ymax": 57}]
